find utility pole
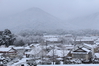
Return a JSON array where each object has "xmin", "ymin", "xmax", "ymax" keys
[{"xmin": 52, "ymin": 44, "xmax": 55, "ymax": 65}]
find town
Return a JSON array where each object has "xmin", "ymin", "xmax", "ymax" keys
[{"xmin": 0, "ymin": 29, "xmax": 99, "ymax": 66}]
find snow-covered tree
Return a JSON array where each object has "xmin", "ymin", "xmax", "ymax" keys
[{"xmin": 0, "ymin": 29, "xmax": 15, "ymax": 47}]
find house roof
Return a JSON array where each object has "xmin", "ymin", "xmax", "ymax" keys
[
  {"xmin": 47, "ymin": 49, "xmax": 70, "ymax": 57},
  {"xmin": 46, "ymin": 38, "xmax": 59, "ymax": 42},
  {"xmin": 0, "ymin": 48, "xmax": 11, "ymax": 52},
  {"xmin": 63, "ymin": 45, "xmax": 74, "ymax": 50},
  {"xmin": 44, "ymin": 35, "xmax": 60, "ymax": 42},
  {"xmin": 14, "ymin": 47, "xmax": 24, "ymax": 50},
  {"xmin": 25, "ymin": 46, "xmax": 42, "ymax": 55},
  {"xmin": 76, "ymin": 39, "xmax": 94, "ymax": 41},
  {"xmin": 43, "ymin": 35, "xmax": 59, "ymax": 38},
  {"xmin": 83, "ymin": 43, "xmax": 97, "ymax": 48},
  {"xmin": 0, "ymin": 47, "xmax": 15, "ymax": 52},
  {"xmin": 71, "ymin": 47, "xmax": 90, "ymax": 54},
  {"xmin": 25, "ymin": 46, "xmax": 31, "ymax": 49},
  {"xmin": 75, "ymin": 36, "xmax": 97, "ymax": 41},
  {"xmin": 82, "ymin": 48, "xmax": 90, "ymax": 52}
]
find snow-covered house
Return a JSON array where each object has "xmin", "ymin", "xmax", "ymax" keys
[
  {"xmin": 0, "ymin": 47, "xmax": 17, "ymax": 58},
  {"xmin": 44, "ymin": 35, "xmax": 59, "ymax": 39},
  {"xmin": 25, "ymin": 44, "xmax": 48, "ymax": 59},
  {"xmin": 75, "ymin": 36, "xmax": 97, "ymax": 44},
  {"xmin": 10, "ymin": 46, "xmax": 31, "ymax": 57},
  {"xmin": 71, "ymin": 47, "xmax": 92, "ymax": 61},
  {"xmin": 25, "ymin": 49, "xmax": 48, "ymax": 59},
  {"xmin": 47, "ymin": 49, "xmax": 70, "ymax": 59},
  {"xmin": 43, "ymin": 35, "xmax": 62, "ymax": 43},
  {"xmin": 13, "ymin": 47, "xmax": 25, "ymax": 57},
  {"xmin": 83, "ymin": 43, "xmax": 99, "ymax": 56}
]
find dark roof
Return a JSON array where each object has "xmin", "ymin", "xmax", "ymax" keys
[{"xmin": 73, "ymin": 48, "xmax": 87, "ymax": 52}]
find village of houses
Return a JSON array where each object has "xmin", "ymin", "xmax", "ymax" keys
[{"xmin": 0, "ymin": 31, "xmax": 99, "ymax": 66}]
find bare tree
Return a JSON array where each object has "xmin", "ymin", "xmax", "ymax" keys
[{"xmin": 62, "ymin": 46, "xmax": 65, "ymax": 63}]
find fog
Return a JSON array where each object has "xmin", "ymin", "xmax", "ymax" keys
[
  {"xmin": 0, "ymin": 0, "xmax": 99, "ymax": 20},
  {"xmin": 0, "ymin": 0, "xmax": 99, "ymax": 32}
]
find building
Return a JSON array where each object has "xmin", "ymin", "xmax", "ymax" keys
[
  {"xmin": 44, "ymin": 35, "xmax": 62, "ymax": 44},
  {"xmin": 0, "ymin": 47, "xmax": 17, "ymax": 58},
  {"xmin": 75, "ymin": 36, "xmax": 98, "ymax": 44},
  {"xmin": 83, "ymin": 43, "xmax": 99, "ymax": 57},
  {"xmin": 13, "ymin": 46, "xmax": 25, "ymax": 57},
  {"xmin": 47, "ymin": 49, "xmax": 70, "ymax": 58},
  {"xmin": 71, "ymin": 47, "xmax": 92, "ymax": 61}
]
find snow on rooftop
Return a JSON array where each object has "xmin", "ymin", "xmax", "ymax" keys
[
  {"xmin": 83, "ymin": 43, "xmax": 97, "ymax": 48},
  {"xmin": 71, "ymin": 47, "xmax": 90, "ymax": 54},
  {"xmin": 47, "ymin": 49, "xmax": 70, "ymax": 57},
  {"xmin": 82, "ymin": 48, "xmax": 90, "ymax": 52},
  {"xmin": 63, "ymin": 45, "xmax": 74, "ymax": 50},
  {"xmin": 25, "ymin": 45, "xmax": 42, "ymax": 55},
  {"xmin": 76, "ymin": 38, "xmax": 94, "ymax": 41},
  {"xmin": 25, "ymin": 46, "xmax": 31, "ymax": 49},
  {"xmin": 13, "ymin": 47, "xmax": 24, "ymax": 49},
  {"xmin": 44, "ymin": 35, "xmax": 59, "ymax": 38},
  {"xmin": 76, "ymin": 36, "xmax": 98, "ymax": 41},
  {"xmin": 46, "ymin": 38, "xmax": 59, "ymax": 42},
  {"xmin": 0, "ymin": 48, "xmax": 12, "ymax": 52},
  {"xmin": 33, "ymin": 44, "xmax": 40, "ymax": 47}
]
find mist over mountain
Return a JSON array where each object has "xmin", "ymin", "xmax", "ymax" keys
[
  {"xmin": 67, "ymin": 12, "xmax": 99, "ymax": 29},
  {"xmin": 0, "ymin": 7, "xmax": 99, "ymax": 34},
  {"xmin": 0, "ymin": 7, "xmax": 75, "ymax": 33}
]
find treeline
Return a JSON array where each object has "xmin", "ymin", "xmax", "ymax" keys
[
  {"xmin": 17, "ymin": 29, "xmax": 99, "ymax": 36},
  {"xmin": 13, "ymin": 29, "xmax": 99, "ymax": 46}
]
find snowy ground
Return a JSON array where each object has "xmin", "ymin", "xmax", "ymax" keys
[
  {"xmin": 8, "ymin": 57, "xmax": 99, "ymax": 66},
  {"xmin": 38, "ymin": 64, "xmax": 99, "ymax": 66},
  {"xmin": 10, "ymin": 64, "xmax": 99, "ymax": 66}
]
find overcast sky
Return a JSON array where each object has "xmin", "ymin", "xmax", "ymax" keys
[{"xmin": 0, "ymin": 0, "xmax": 99, "ymax": 20}]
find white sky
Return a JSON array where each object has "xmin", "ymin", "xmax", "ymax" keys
[{"xmin": 0, "ymin": 0, "xmax": 99, "ymax": 20}]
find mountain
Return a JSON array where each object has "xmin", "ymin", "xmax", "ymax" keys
[
  {"xmin": 67, "ymin": 12, "xmax": 99, "ymax": 29},
  {"xmin": 1, "ymin": 7, "xmax": 99, "ymax": 33},
  {"xmin": 0, "ymin": 7, "xmax": 74, "ymax": 33}
]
